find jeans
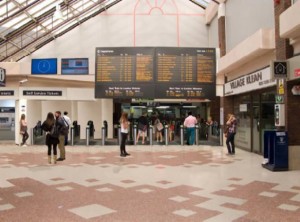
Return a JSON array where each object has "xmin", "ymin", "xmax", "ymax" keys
[
  {"xmin": 226, "ymin": 132, "xmax": 236, "ymax": 154},
  {"xmin": 186, "ymin": 127, "xmax": 195, "ymax": 145}
]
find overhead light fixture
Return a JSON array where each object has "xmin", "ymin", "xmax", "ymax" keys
[{"xmin": 54, "ymin": 4, "xmax": 64, "ymax": 20}]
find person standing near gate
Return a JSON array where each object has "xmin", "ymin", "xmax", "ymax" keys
[
  {"xmin": 19, "ymin": 114, "xmax": 29, "ymax": 147},
  {"xmin": 119, "ymin": 112, "xmax": 130, "ymax": 157},
  {"xmin": 184, "ymin": 111, "xmax": 197, "ymax": 145},
  {"xmin": 226, "ymin": 114, "xmax": 237, "ymax": 155},
  {"xmin": 63, "ymin": 111, "xmax": 72, "ymax": 145}
]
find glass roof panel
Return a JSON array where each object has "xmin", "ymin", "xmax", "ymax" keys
[{"xmin": 192, "ymin": 0, "xmax": 212, "ymax": 8}]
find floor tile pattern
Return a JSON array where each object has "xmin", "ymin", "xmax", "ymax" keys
[{"xmin": 0, "ymin": 145, "xmax": 299, "ymax": 221}]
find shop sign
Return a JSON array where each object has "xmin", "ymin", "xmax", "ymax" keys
[
  {"xmin": 295, "ymin": 69, "xmax": 300, "ymax": 77},
  {"xmin": 224, "ymin": 67, "xmax": 276, "ymax": 96}
]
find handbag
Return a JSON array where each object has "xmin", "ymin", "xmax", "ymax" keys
[{"xmin": 157, "ymin": 122, "xmax": 163, "ymax": 131}]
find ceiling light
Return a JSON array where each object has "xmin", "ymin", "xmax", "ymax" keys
[{"xmin": 54, "ymin": 4, "xmax": 64, "ymax": 20}]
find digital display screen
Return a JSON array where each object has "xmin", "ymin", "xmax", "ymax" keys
[
  {"xmin": 31, "ymin": 58, "xmax": 57, "ymax": 74},
  {"xmin": 61, "ymin": 58, "xmax": 89, "ymax": 75},
  {"xmin": 95, "ymin": 47, "xmax": 155, "ymax": 98},
  {"xmin": 95, "ymin": 47, "xmax": 216, "ymax": 99}
]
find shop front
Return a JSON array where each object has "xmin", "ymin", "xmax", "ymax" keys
[{"xmin": 224, "ymin": 67, "xmax": 276, "ymax": 154}]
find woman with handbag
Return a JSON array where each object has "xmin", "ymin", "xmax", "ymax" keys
[
  {"xmin": 41, "ymin": 112, "xmax": 60, "ymax": 164},
  {"xmin": 20, "ymin": 114, "xmax": 29, "ymax": 147}
]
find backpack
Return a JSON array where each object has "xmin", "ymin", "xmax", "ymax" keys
[{"xmin": 50, "ymin": 123, "xmax": 59, "ymax": 138}]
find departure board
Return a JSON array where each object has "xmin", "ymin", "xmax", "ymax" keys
[
  {"xmin": 155, "ymin": 47, "xmax": 216, "ymax": 98},
  {"xmin": 95, "ymin": 47, "xmax": 216, "ymax": 99},
  {"xmin": 96, "ymin": 48, "xmax": 154, "ymax": 82}
]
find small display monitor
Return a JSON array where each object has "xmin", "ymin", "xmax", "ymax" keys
[
  {"xmin": 61, "ymin": 58, "xmax": 89, "ymax": 75},
  {"xmin": 31, "ymin": 58, "xmax": 57, "ymax": 74}
]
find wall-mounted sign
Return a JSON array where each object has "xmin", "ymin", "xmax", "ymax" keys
[
  {"xmin": 277, "ymin": 79, "xmax": 285, "ymax": 95},
  {"xmin": 275, "ymin": 95, "xmax": 284, "ymax": 103},
  {"xmin": 0, "ymin": 68, "xmax": 6, "ymax": 87},
  {"xmin": 291, "ymin": 85, "xmax": 300, "ymax": 95},
  {"xmin": 272, "ymin": 60, "xmax": 288, "ymax": 78},
  {"xmin": 0, "ymin": 90, "xmax": 14, "ymax": 96},
  {"xmin": 239, "ymin": 104, "xmax": 248, "ymax": 112},
  {"xmin": 224, "ymin": 67, "xmax": 276, "ymax": 96},
  {"xmin": 294, "ymin": 69, "xmax": 300, "ymax": 77},
  {"xmin": 23, "ymin": 90, "xmax": 62, "ymax": 96}
]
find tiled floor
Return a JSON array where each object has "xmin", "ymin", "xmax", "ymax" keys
[{"xmin": 0, "ymin": 144, "xmax": 300, "ymax": 222}]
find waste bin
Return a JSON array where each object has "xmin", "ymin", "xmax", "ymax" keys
[{"xmin": 262, "ymin": 131, "xmax": 288, "ymax": 171}]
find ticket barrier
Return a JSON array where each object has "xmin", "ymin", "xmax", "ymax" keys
[
  {"xmin": 101, "ymin": 126, "xmax": 106, "ymax": 146},
  {"xmin": 180, "ymin": 125, "xmax": 184, "ymax": 146},
  {"xmin": 86, "ymin": 125, "xmax": 90, "ymax": 146},
  {"xmin": 133, "ymin": 125, "xmax": 137, "ymax": 145},
  {"xmin": 195, "ymin": 125, "xmax": 199, "ymax": 145},
  {"xmin": 164, "ymin": 125, "xmax": 169, "ymax": 146},
  {"xmin": 149, "ymin": 125, "xmax": 153, "ymax": 145}
]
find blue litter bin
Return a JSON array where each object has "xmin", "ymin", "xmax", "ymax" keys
[{"xmin": 262, "ymin": 131, "xmax": 288, "ymax": 171}]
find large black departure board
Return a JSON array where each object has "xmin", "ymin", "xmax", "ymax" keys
[
  {"xmin": 95, "ymin": 47, "xmax": 155, "ymax": 98},
  {"xmin": 95, "ymin": 47, "xmax": 216, "ymax": 99}
]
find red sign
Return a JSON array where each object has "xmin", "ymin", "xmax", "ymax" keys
[{"xmin": 295, "ymin": 69, "xmax": 300, "ymax": 77}]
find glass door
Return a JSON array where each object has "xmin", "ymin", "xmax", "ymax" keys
[{"xmin": 252, "ymin": 94, "xmax": 260, "ymax": 153}]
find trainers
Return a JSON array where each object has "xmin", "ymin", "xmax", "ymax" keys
[{"xmin": 22, "ymin": 144, "xmax": 27, "ymax": 147}]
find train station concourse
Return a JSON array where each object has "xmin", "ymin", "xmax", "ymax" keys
[{"xmin": 1, "ymin": 0, "xmax": 300, "ymax": 221}]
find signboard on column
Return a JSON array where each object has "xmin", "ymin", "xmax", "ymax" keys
[{"xmin": 0, "ymin": 68, "xmax": 6, "ymax": 87}]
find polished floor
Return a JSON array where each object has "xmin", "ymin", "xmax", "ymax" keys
[{"xmin": 0, "ymin": 143, "xmax": 300, "ymax": 222}]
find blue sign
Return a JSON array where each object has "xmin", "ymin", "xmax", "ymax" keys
[{"xmin": 31, "ymin": 58, "xmax": 57, "ymax": 74}]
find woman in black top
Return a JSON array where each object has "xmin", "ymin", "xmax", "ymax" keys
[{"xmin": 41, "ymin": 112, "xmax": 59, "ymax": 164}]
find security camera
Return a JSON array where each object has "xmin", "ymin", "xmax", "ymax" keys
[{"xmin": 19, "ymin": 79, "xmax": 28, "ymax": 84}]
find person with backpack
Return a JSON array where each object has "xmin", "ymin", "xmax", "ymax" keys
[
  {"xmin": 55, "ymin": 111, "xmax": 68, "ymax": 161},
  {"xmin": 41, "ymin": 112, "xmax": 59, "ymax": 164}
]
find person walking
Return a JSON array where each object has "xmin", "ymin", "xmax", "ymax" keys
[
  {"xmin": 226, "ymin": 114, "xmax": 237, "ymax": 155},
  {"xmin": 41, "ymin": 112, "xmax": 59, "ymax": 164},
  {"xmin": 62, "ymin": 111, "xmax": 72, "ymax": 145},
  {"xmin": 120, "ymin": 112, "xmax": 130, "ymax": 157},
  {"xmin": 55, "ymin": 111, "xmax": 68, "ymax": 161},
  {"xmin": 19, "ymin": 114, "xmax": 29, "ymax": 147},
  {"xmin": 183, "ymin": 111, "xmax": 197, "ymax": 145}
]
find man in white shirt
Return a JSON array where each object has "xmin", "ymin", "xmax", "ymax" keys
[{"xmin": 63, "ymin": 111, "xmax": 72, "ymax": 145}]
